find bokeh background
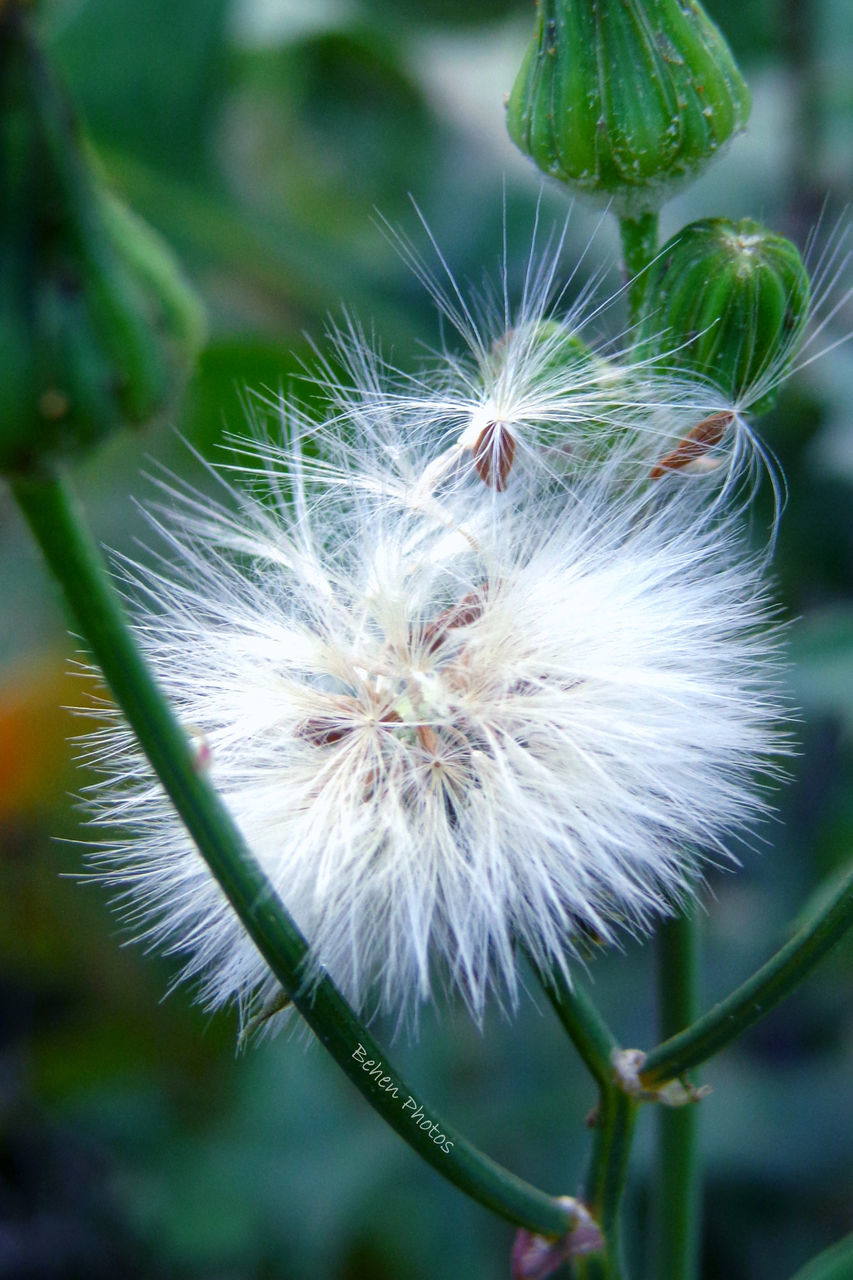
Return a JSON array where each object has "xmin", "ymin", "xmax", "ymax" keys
[{"xmin": 1, "ymin": 1, "xmax": 852, "ymax": 1276}]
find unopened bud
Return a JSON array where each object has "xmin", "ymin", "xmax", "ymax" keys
[
  {"xmin": 636, "ymin": 218, "xmax": 810, "ymax": 414},
  {"xmin": 506, "ymin": 0, "xmax": 750, "ymax": 215},
  {"xmin": 0, "ymin": 3, "xmax": 205, "ymax": 475}
]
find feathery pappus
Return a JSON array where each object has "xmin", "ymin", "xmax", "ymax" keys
[{"xmin": 79, "ymin": 350, "xmax": 788, "ymax": 1030}]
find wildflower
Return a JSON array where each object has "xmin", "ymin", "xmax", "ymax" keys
[{"xmin": 80, "ymin": 382, "xmax": 786, "ymax": 1029}]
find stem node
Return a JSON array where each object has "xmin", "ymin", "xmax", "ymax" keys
[{"xmin": 613, "ymin": 1048, "xmax": 709, "ymax": 1107}]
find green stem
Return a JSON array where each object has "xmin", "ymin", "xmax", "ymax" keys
[
  {"xmin": 534, "ymin": 963, "xmax": 618, "ymax": 1091},
  {"xmin": 577, "ymin": 1088, "xmax": 638, "ymax": 1280},
  {"xmin": 653, "ymin": 911, "xmax": 701, "ymax": 1280},
  {"xmin": 11, "ymin": 466, "xmax": 582, "ymax": 1241},
  {"xmin": 537, "ymin": 963, "xmax": 635, "ymax": 1278},
  {"xmin": 619, "ymin": 211, "xmax": 659, "ymax": 327},
  {"xmin": 641, "ymin": 860, "xmax": 853, "ymax": 1087}
]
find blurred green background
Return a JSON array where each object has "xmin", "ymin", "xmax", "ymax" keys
[{"xmin": 1, "ymin": 1, "xmax": 852, "ymax": 1277}]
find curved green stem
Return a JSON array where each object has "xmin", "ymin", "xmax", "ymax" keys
[
  {"xmin": 619, "ymin": 211, "xmax": 659, "ymax": 327},
  {"xmin": 653, "ymin": 911, "xmax": 702, "ymax": 1280},
  {"xmin": 11, "ymin": 466, "xmax": 582, "ymax": 1241},
  {"xmin": 641, "ymin": 861, "xmax": 853, "ymax": 1087}
]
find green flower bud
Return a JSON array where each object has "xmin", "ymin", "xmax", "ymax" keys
[
  {"xmin": 635, "ymin": 218, "xmax": 811, "ymax": 415},
  {"xmin": 0, "ymin": 4, "xmax": 205, "ymax": 476},
  {"xmin": 506, "ymin": 0, "xmax": 751, "ymax": 215}
]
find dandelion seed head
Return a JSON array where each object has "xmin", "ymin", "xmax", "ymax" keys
[
  {"xmin": 75, "ymin": 206, "xmax": 840, "ymax": 1034},
  {"xmin": 80, "ymin": 396, "xmax": 788, "ymax": 1031}
]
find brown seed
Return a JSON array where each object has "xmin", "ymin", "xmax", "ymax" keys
[
  {"xmin": 422, "ymin": 589, "xmax": 486, "ymax": 652},
  {"xmin": 303, "ymin": 705, "xmax": 404, "ymax": 745},
  {"xmin": 416, "ymin": 724, "xmax": 439, "ymax": 753},
  {"xmin": 649, "ymin": 411, "xmax": 734, "ymax": 479},
  {"xmin": 298, "ymin": 718, "xmax": 353, "ymax": 747},
  {"xmin": 472, "ymin": 422, "xmax": 515, "ymax": 491}
]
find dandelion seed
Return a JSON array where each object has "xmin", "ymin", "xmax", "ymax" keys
[
  {"xmin": 649, "ymin": 411, "xmax": 734, "ymax": 479},
  {"xmin": 317, "ymin": 207, "xmax": 836, "ymax": 523},
  {"xmin": 315, "ymin": 205, "xmax": 686, "ymax": 502},
  {"xmin": 472, "ymin": 420, "xmax": 516, "ymax": 490}
]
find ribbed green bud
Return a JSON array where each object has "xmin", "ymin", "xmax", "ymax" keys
[
  {"xmin": 635, "ymin": 218, "xmax": 810, "ymax": 414},
  {"xmin": 506, "ymin": 0, "xmax": 751, "ymax": 214},
  {"xmin": 0, "ymin": 4, "xmax": 205, "ymax": 476}
]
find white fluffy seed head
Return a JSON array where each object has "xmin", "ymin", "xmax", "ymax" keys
[
  {"xmin": 76, "ymin": 209, "xmax": 835, "ymax": 1033},
  {"xmin": 79, "ymin": 388, "xmax": 789, "ymax": 1032}
]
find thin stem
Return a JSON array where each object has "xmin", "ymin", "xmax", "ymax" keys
[
  {"xmin": 11, "ymin": 466, "xmax": 582, "ymax": 1241},
  {"xmin": 535, "ymin": 963, "xmax": 634, "ymax": 1279},
  {"xmin": 641, "ymin": 860, "xmax": 853, "ymax": 1087},
  {"xmin": 653, "ymin": 911, "xmax": 702, "ymax": 1280},
  {"xmin": 577, "ymin": 1088, "xmax": 638, "ymax": 1280},
  {"xmin": 534, "ymin": 962, "xmax": 618, "ymax": 1091},
  {"xmin": 619, "ymin": 211, "xmax": 659, "ymax": 327}
]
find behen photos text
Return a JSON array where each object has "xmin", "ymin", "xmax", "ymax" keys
[{"xmin": 352, "ymin": 1044, "xmax": 454, "ymax": 1153}]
